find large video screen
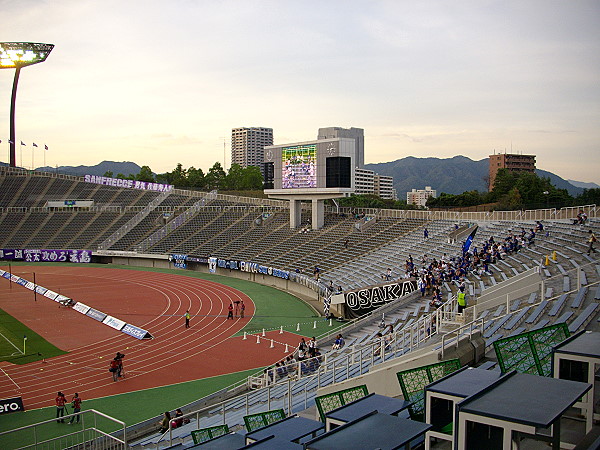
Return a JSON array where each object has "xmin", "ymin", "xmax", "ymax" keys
[{"xmin": 281, "ymin": 144, "xmax": 317, "ymax": 189}]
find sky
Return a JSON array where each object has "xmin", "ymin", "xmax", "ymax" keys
[{"xmin": 0, "ymin": 0, "xmax": 599, "ymax": 183}]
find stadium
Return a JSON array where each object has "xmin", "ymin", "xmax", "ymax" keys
[{"xmin": 0, "ymin": 164, "xmax": 599, "ymax": 449}]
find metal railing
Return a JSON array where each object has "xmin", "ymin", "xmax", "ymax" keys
[
  {"xmin": 152, "ymin": 291, "xmax": 462, "ymax": 447},
  {"xmin": 323, "ymin": 204, "xmax": 598, "ymax": 223},
  {"xmin": 0, "ymin": 409, "xmax": 126, "ymax": 449},
  {"xmin": 439, "ymin": 317, "xmax": 485, "ymax": 358},
  {"xmin": 157, "ymin": 331, "xmax": 426, "ymax": 446},
  {"xmin": 134, "ymin": 193, "xmax": 215, "ymax": 252}
]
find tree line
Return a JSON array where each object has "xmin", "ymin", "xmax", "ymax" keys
[
  {"xmin": 104, "ymin": 162, "xmax": 263, "ymax": 191},
  {"xmin": 426, "ymin": 169, "xmax": 600, "ymax": 210}
]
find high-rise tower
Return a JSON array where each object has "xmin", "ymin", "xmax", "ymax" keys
[{"xmin": 231, "ymin": 127, "xmax": 273, "ymax": 172}]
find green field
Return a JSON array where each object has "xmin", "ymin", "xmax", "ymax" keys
[{"xmin": 0, "ymin": 308, "xmax": 66, "ymax": 364}]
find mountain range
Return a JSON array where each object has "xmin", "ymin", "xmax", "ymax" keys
[
  {"xmin": 27, "ymin": 157, "xmax": 593, "ymax": 197},
  {"xmin": 34, "ymin": 161, "xmax": 142, "ymax": 178},
  {"xmin": 365, "ymin": 156, "xmax": 585, "ymax": 197},
  {"xmin": 567, "ymin": 179, "xmax": 600, "ymax": 190}
]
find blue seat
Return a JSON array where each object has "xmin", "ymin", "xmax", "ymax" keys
[
  {"xmin": 571, "ymin": 287, "xmax": 588, "ymax": 309},
  {"xmin": 555, "ymin": 311, "xmax": 574, "ymax": 324},
  {"xmin": 548, "ymin": 294, "xmax": 568, "ymax": 317},
  {"xmin": 525, "ymin": 300, "xmax": 548, "ymax": 324},
  {"xmin": 568, "ymin": 303, "xmax": 599, "ymax": 333}
]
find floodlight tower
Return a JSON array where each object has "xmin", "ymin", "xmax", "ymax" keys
[{"xmin": 0, "ymin": 42, "xmax": 54, "ymax": 167}]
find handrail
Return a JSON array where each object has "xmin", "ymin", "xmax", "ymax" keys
[
  {"xmin": 439, "ymin": 317, "xmax": 485, "ymax": 358},
  {"xmin": 0, "ymin": 409, "xmax": 126, "ymax": 449},
  {"xmin": 135, "ymin": 193, "xmax": 214, "ymax": 252},
  {"xmin": 97, "ymin": 189, "xmax": 172, "ymax": 250}
]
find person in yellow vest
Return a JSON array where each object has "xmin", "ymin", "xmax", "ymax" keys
[
  {"xmin": 587, "ymin": 230, "xmax": 597, "ymax": 255},
  {"xmin": 184, "ymin": 310, "xmax": 191, "ymax": 328},
  {"xmin": 457, "ymin": 291, "xmax": 466, "ymax": 314}
]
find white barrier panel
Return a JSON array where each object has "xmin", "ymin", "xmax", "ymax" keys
[
  {"xmin": 73, "ymin": 302, "xmax": 91, "ymax": 315},
  {"xmin": 43, "ymin": 290, "xmax": 59, "ymax": 300},
  {"xmin": 103, "ymin": 315, "xmax": 126, "ymax": 331}
]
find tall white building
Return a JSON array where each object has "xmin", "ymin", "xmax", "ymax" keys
[
  {"xmin": 375, "ymin": 175, "xmax": 395, "ymax": 200},
  {"xmin": 407, "ymin": 186, "xmax": 437, "ymax": 207},
  {"xmin": 354, "ymin": 169, "xmax": 396, "ymax": 199},
  {"xmin": 354, "ymin": 168, "xmax": 375, "ymax": 195},
  {"xmin": 231, "ymin": 127, "xmax": 273, "ymax": 171}
]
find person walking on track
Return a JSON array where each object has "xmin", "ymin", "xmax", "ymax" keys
[
  {"xmin": 109, "ymin": 358, "xmax": 119, "ymax": 381},
  {"xmin": 185, "ymin": 310, "xmax": 191, "ymax": 328}
]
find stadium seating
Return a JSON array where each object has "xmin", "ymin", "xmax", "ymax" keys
[{"xmin": 2, "ymin": 167, "xmax": 600, "ymax": 449}]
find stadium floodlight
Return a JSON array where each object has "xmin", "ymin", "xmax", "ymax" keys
[{"xmin": 0, "ymin": 42, "xmax": 54, "ymax": 167}]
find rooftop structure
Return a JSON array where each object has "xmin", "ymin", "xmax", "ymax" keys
[{"xmin": 488, "ymin": 152, "xmax": 536, "ymax": 191}]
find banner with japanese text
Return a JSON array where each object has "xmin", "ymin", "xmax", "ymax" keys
[{"xmin": 0, "ymin": 249, "xmax": 92, "ymax": 263}]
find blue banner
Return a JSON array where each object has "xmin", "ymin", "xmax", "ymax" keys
[{"xmin": 170, "ymin": 254, "xmax": 188, "ymax": 269}]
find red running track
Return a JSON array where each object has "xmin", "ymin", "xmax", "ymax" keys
[{"xmin": 0, "ymin": 266, "xmax": 303, "ymax": 409}]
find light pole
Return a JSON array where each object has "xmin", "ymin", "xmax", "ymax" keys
[
  {"xmin": 0, "ymin": 42, "xmax": 54, "ymax": 167},
  {"xmin": 543, "ymin": 191, "xmax": 549, "ymax": 209}
]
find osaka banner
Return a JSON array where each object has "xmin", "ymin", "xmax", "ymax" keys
[
  {"xmin": 343, "ymin": 279, "xmax": 417, "ymax": 318},
  {"xmin": 0, "ymin": 249, "xmax": 91, "ymax": 263}
]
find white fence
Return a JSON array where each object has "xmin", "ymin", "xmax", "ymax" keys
[{"xmin": 0, "ymin": 409, "xmax": 126, "ymax": 449}]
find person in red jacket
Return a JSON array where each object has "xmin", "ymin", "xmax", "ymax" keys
[
  {"xmin": 55, "ymin": 392, "xmax": 66, "ymax": 423},
  {"xmin": 109, "ymin": 358, "xmax": 119, "ymax": 382},
  {"xmin": 69, "ymin": 393, "xmax": 82, "ymax": 424}
]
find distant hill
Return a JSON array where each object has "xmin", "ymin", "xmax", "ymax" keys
[
  {"xmin": 536, "ymin": 169, "xmax": 583, "ymax": 197},
  {"xmin": 365, "ymin": 156, "xmax": 489, "ymax": 195},
  {"xmin": 35, "ymin": 161, "xmax": 142, "ymax": 177},
  {"xmin": 365, "ymin": 156, "xmax": 584, "ymax": 197},
  {"xmin": 568, "ymin": 179, "xmax": 600, "ymax": 190}
]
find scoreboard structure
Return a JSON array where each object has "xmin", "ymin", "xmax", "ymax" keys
[{"xmin": 263, "ymin": 138, "xmax": 356, "ymax": 229}]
